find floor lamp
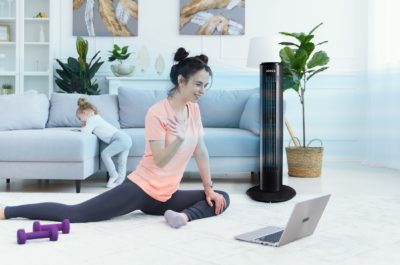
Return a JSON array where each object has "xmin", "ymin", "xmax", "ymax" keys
[{"xmin": 246, "ymin": 36, "xmax": 296, "ymax": 202}]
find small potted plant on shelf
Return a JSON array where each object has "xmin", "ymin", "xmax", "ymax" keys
[
  {"xmin": 1, "ymin": 83, "xmax": 13, "ymax": 95},
  {"xmin": 279, "ymin": 22, "xmax": 330, "ymax": 178},
  {"xmin": 34, "ymin": 12, "xmax": 48, "ymax": 18},
  {"xmin": 108, "ymin": 44, "xmax": 134, "ymax": 76}
]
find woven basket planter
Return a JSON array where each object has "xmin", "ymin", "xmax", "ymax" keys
[{"xmin": 286, "ymin": 139, "xmax": 323, "ymax": 178}]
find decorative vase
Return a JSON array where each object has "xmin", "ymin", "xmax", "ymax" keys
[
  {"xmin": 111, "ymin": 63, "xmax": 134, "ymax": 77},
  {"xmin": 154, "ymin": 54, "xmax": 165, "ymax": 76},
  {"xmin": 136, "ymin": 46, "xmax": 150, "ymax": 73},
  {"xmin": 39, "ymin": 25, "xmax": 46, "ymax": 42}
]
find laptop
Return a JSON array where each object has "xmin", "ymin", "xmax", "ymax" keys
[{"xmin": 234, "ymin": 194, "xmax": 331, "ymax": 247}]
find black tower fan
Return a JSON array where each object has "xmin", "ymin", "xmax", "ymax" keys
[{"xmin": 246, "ymin": 62, "xmax": 296, "ymax": 202}]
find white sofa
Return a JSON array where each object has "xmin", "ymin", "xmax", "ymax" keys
[{"xmin": 0, "ymin": 88, "xmax": 260, "ymax": 193}]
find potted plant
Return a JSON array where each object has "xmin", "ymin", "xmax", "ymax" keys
[
  {"xmin": 108, "ymin": 44, "xmax": 134, "ymax": 76},
  {"xmin": 279, "ymin": 22, "xmax": 330, "ymax": 177},
  {"xmin": 1, "ymin": 83, "xmax": 13, "ymax": 95},
  {"xmin": 55, "ymin": 36, "xmax": 104, "ymax": 95}
]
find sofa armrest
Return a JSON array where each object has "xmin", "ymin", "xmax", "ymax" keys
[{"xmin": 239, "ymin": 93, "xmax": 260, "ymax": 135}]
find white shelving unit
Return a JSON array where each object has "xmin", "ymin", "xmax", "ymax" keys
[{"xmin": 0, "ymin": 0, "xmax": 53, "ymax": 96}]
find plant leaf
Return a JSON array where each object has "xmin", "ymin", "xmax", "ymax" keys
[
  {"xmin": 301, "ymin": 42, "xmax": 315, "ymax": 56},
  {"xmin": 308, "ymin": 22, "xmax": 323, "ymax": 35},
  {"xmin": 121, "ymin": 53, "xmax": 131, "ymax": 60},
  {"xmin": 306, "ymin": 66, "xmax": 329, "ymax": 80},
  {"xmin": 316, "ymin": 40, "xmax": 328, "ymax": 46},
  {"xmin": 279, "ymin": 42, "xmax": 300, "ymax": 48},
  {"xmin": 55, "ymin": 79, "xmax": 73, "ymax": 93},
  {"xmin": 88, "ymin": 60, "xmax": 104, "ymax": 79},
  {"xmin": 121, "ymin": 46, "xmax": 128, "ymax": 54},
  {"xmin": 67, "ymin": 57, "xmax": 81, "ymax": 72},
  {"xmin": 292, "ymin": 48, "xmax": 309, "ymax": 71},
  {"xmin": 56, "ymin": 69, "xmax": 72, "ymax": 80},
  {"xmin": 88, "ymin": 51, "xmax": 101, "ymax": 67},
  {"xmin": 279, "ymin": 47, "xmax": 295, "ymax": 66},
  {"xmin": 303, "ymin": 34, "xmax": 314, "ymax": 43},
  {"xmin": 307, "ymin": 51, "xmax": 330, "ymax": 68}
]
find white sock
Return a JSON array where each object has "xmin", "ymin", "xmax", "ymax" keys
[
  {"xmin": 164, "ymin": 210, "xmax": 187, "ymax": 229},
  {"xmin": 106, "ymin": 175, "xmax": 119, "ymax": 188}
]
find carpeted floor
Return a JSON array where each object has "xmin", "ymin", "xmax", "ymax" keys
[{"xmin": 1, "ymin": 192, "xmax": 400, "ymax": 265}]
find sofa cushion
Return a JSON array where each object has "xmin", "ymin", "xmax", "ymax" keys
[
  {"xmin": 198, "ymin": 89, "xmax": 257, "ymax": 128},
  {"xmin": 47, "ymin": 93, "xmax": 120, "ymax": 128},
  {"xmin": 0, "ymin": 93, "xmax": 49, "ymax": 131},
  {"xmin": 203, "ymin": 128, "xmax": 259, "ymax": 157},
  {"xmin": 118, "ymin": 87, "xmax": 167, "ymax": 128},
  {"xmin": 0, "ymin": 128, "xmax": 99, "ymax": 162},
  {"xmin": 240, "ymin": 92, "xmax": 260, "ymax": 135},
  {"xmin": 119, "ymin": 128, "xmax": 259, "ymax": 158}
]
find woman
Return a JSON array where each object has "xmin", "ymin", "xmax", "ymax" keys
[{"xmin": 0, "ymin": 47, "xmax": 229, "ymax": 229}]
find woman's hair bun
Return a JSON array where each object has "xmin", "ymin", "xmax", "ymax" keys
[
  {"xmin": 196, "ymin": 54, "xmax": 208, "ymax": 64},
  {"xmin": 174, "ymin": 47, "xmax": 189, "ymax": 62}
]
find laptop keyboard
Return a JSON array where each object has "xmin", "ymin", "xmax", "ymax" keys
[{"xmin": 256, "ymin": 230, "xmax": 284, "ymax": 243}]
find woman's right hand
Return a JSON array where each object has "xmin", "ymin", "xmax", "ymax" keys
[{"xmin": 167, "ymin": 116, "xmax": 187, "ymax": 141}]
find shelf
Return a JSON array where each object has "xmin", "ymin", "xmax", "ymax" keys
[
  {"xmin": 24, "ymin": 42, "xmax": 49, "ymax": 45},
  {"xmin": 0, "ymin": 17, "xmax": 16, "ymax": 22},
  {"xmin": 0, "ymin": 42, "xmax": 16, "ymax": 45},
  {"xmin": 24, "ymin": 71, "xmax": 49, "ymax": 76},
  {"xmin": 106, "ymin": 76, "xmax": 169, "ymax": 81},
  {"xmin": 4, "ymin": 0, "xmax": 52, "ymax": 95},
  {"xmin": 24, "ymin": 18, "xmax": 49, "ymax": 23},
  {"xmin": 0, "ymin": 72, "xmax": 17, "ymax": 76}
]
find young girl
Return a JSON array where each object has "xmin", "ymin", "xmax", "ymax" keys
[{"xmin": 76, "ymin": 98, "xmax": 132, "ymax": 188}]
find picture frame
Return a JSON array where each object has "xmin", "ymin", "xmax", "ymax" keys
[
  {"xmin": 179, "ymin": 0, "xmax": 245, "ymax": 35},
  {"xmin": 0, "ymin": 25, "xmax": 10, "ymax": 42},
  {"xmin": 73, "ymin": 0, "xmax": 138, "ymax": 36}
]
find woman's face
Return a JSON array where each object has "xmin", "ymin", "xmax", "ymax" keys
[{"xmin": 179, "ymin": 69, "xmax": 210, "ymax": 103}]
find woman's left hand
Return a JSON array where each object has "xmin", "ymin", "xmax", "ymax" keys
[{"xmin": 204, "ymin": 187, "xmax": 227, "ymax": 215}]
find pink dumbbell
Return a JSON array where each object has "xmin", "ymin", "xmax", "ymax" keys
[
  {"xmin": 33, "ymin": 219, "xmax": 70, "ymax": 234},
  {"xmin": 17, "ymin": 226, "xmax": 58, "ymax": 245}
]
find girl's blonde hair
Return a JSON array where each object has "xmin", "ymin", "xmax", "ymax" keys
[{"xmin": 76, "ymin": 98, "xmax": 97, "ymax": 115}]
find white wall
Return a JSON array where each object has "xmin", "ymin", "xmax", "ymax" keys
[
  {"xmin": 50, "ymin": 0, "xmax": 368, "ymax": 162},
  {"xmin": 53, "ymin": 0, "xmax": 367, "ymax": 74}
]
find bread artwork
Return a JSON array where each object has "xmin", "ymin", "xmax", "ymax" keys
[
  {"xmin": 180, "ymin": 0, "xmax": 245, "ymax": 35},
  {"xmin": 99, "ymin": 0, "xmax": 131, "ymax": 36},
  {"xmin": 197, "ymin": 15, "xmax": 228, "ymax": 35},
  {"xmin": 73, "ymin": 0, "xmax": 85, "ymax": 10},
  {"xmin": 116, "ymin": 0, "xmax": 139, "ymax": 25},
  {"xmin": 180, "ymin": 0, "xmax": 230, "ymax": 28},
  {"xmin": 73, "ymin": 0, "xmax": 138, "ymax": 36}
]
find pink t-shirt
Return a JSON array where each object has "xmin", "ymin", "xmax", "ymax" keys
[{"xmin": 128, "ymin": 98, "xmax": 204, "ymax": 202}]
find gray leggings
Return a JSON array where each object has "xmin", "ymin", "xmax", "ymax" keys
[
  {"xmin": 102, "ymin": 131, "xmax": 132, "ymax": 179},
  {"xmin": 5, "ymin": 179, "xmax": 230, "ymax": 223}
]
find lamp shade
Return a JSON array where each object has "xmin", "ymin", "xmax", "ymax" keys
[{"xmin": 247, "ymin": 36, "xmax": 281, "ymax": 68}]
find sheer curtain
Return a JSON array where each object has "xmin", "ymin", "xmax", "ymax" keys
[{"xmin": 363, "ymin": 0, "xmax": 400, "ymax": 169}]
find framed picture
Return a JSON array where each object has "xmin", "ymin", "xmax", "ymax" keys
[
  {"xmin": 0, "ymin": 25, "xmax": 10, "ymax": 42},
  {"xmin": 180, "ymin": 0, "xmax": 245, "ymax": 35},
  {"xmin": 73, "ymin": 0, "xmax": 138, "ymax": 36}
]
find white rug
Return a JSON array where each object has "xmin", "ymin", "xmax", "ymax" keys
[{"xmin": 1, "ymin": 192, "xmax": 400, "ymax": 265}]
